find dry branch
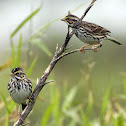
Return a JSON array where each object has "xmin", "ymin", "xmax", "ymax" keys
[
  {"xmin": 80, "ymin": 0, "xmax": 96, "ymax": 20},
  {"xmin": 13, "ymin": 0, "xmax": 96, "ymax": 125}
]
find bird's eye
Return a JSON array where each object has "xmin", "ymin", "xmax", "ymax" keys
[{"xmin": 67, "ymin": 17, "xmax": 69, "ymax": 20}]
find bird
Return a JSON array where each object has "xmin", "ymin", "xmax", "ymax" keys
[
  {"xmin": 8, "ymin": 67, "xmax": 32, "ymax": 111},
  {"xmin": 61, "ymin": 11, "xmax": 122, "ymax": 52}
]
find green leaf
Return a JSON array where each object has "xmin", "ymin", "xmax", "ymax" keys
[
  {"xmin": 11, "ymin": 40, "xmax": 15, "ymax": 68},
  {"xmin": 64, "ymin": 107, "xmax": 80, "ymax": 123},
  {"xmin": 0, "ymin": 92, "xmax": 10, "ymax": 114},
  {"xmin": 40, "ymin": 104, "xmax": 54, "ymax": 126},
  {"xmin": 86, "ymin": 91, "xmax": 93, "ymax": 116},
  {"xmin": 79, "ymin": 107, "xmax": 91, "ymax": 126},
  {"xmin": 49, "ymin": 86, "xmax": 61, "ymax": 125},
  {"xmin": 29, "ymin": 18, "xmax": 60, "ymax": 41},
  {"xmin": 10, "ymin": 7, "xmax": 41, "ymax": 38},
  {"xmin": 4, "ymin": 113, "xmax": 9, "ymax": 126},
  {"xmin": 16, "ymin": 34, "xmax": 22, "ymax": 66},
  {"xmin": 26, "ymin": 56, "xmax": 38, "ymax": 77},
  {"xmin": 62, "ymin": 86, "xmax": 78, "ymax": 111},
  {"xmin": 9, "ymin": 101, "xmax": 16, "ymax": 113},
  {"xmin": 115, "ymin": 114, "xmax": 124, "ymax": 126},
  {"xmin": 30, "ymin": 39, "xmax": 52, "ymax": 57},
  {"xmin": 68, "ymin": 120, "xmax": 77, "ymax": 126},
  {"xmin": 100, "ymin": 87, "xmax": 111, "ymax": 118},
  {"xmin": 123, "ymin": 79, "xmax": 126, "ymax": 95}
]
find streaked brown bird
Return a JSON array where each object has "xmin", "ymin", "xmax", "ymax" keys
[
  {"xmin": 8, "ymin": 67, "xmax": 32, "ymax": 110},
  {"xmin": 61, "ymin": 12, "xmax": 122, "ymax": 52}
]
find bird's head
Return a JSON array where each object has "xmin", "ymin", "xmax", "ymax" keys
[
  {"xmin": 10, "ymin": 67, "xmax": 25, "ymax": 79},
  {"xmin": 61, "ymin": 11, "xmax": 80, "ymax": 28}
]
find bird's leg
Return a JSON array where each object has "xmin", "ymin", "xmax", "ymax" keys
[
  {"xmin": 80, "ymin": 44, "xmax": 91, "ymax": 53},
  {"xmin": 18, "ymin": 104, "xmax": 21, "ymax": 116},
  {"xmin": 18, "ymin": 104, "xmax": 23, "ymax": 121},
  {"xmin": 68, "ymin": 25, "xmax": 70, "ymax": 34},
  {"xmin": 91, "ymin": 43, "xmax": 102, "ymax": 52}
]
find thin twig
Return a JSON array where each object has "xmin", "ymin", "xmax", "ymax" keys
[
  {"xmin": 55, "ymin": 46, "xmax": 101, "ymax": 62},
  {"xmin": 65, "ymin": 45, "xmax": 73, "ymax": 51},
  {"xmin": 55, "ymin": 49, "xmax": 80, "ymax": 62},
  {"xmin": 39, "ymin": 80, "xmax": 54, "ymax": 86},
  {"xmin": 20, "ymin": 122, "xmax": 29, "ymax": 126},
  {"xmin": 80, "ymin": 0, "xmax": 96, "ymax": 20}
]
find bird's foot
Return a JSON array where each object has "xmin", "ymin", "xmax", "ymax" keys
[
  {"xmin": 91, "ymin": 43, "xmax": 102, "ymax": 52},
  {"xmin": 80, "ymin": 44, "xmax": 91, "ymax": 53},
  {"xmin": 28, "ymin": 95, "xmax": 34, "ymax": 104},
  {"xmin": 91, "ymin": 45, "xmax": 98, "ymax": 52},
  {"xmin": 80, "ymin": 47, "xmax": 86, "ymax": 53}
]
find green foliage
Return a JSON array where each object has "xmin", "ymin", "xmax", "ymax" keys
[
  {"xmin": 10, "ymin": 34, "xmax": 22, "ymax": 68},
  {"xmin": 49, "ymin": 85, "xmax": 61, "ymax": 126},
  {"xmin": 4, "ymin": 113, "xmax": 9, "ymax": 126},
  {"xmin": 30, "ymin": 39, "xmax": 52, "ymax": 57},
  {"xmin": 0, "ymin": 92, "xmax": 10, "ymax": 114},
  {"xmin": 10, "ymin": 40, "xmax": 15, "ymax": 68},
  {"xmin": 100, "ymin": 86, "xmax": 111, "ymax": 118},
  {"xmin": 16, "ymin": 34, "xmax": 22, "ymax": 66},
  {"xmin": 79, "ymin": 107, "xmax": 91, "ymax": 126},
  {"xmin": 40, "ymin": 104, "xmax": 55, "ymax": 126},
  {"xmin": 86, "ymin": 91, "xmax": 93, "ymax": 116},
  {"xmin": 10, "ymin": 7, "xmax": 41, "ymax": 38},
  {"xmin": 114, "ymin": 114, "xmax": 124, "ymax": 126},
  {"xmin": 28, "ymin": 18, "xmax": 60, "ymax": 57},
  {"xmin": 62, "ymin": 86, "xmax": 78, "ymax": 111},
  {"xmin": 26, "ymin": 56, "xmax": 38, "ymax": 77},
  {"xmin": 2, "ymin": 1, "xmax": 125, "ymax": 126},
  {"xmin": 123, "ymin": 79, "xmax": 126, "ymax": 95}
]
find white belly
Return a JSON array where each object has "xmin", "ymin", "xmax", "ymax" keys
[
  {"xmin": 10, "ymin": 88, "xmax": 31, "ymax": 104},
  {"xmin": 73, "ymin": 28, "xmax": 100, "ymax": 45}
]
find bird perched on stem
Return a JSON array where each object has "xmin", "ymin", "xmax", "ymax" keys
[
  {"xmin": 8, "ymin": 67, "xmax": 32, "ymax": 111},
  {"xmin": 61, "ymin": 11, "xmax": 122, "ymax": 52}
]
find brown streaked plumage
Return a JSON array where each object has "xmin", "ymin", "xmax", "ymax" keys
[
  {"xmin": 8, "ymin": 67, "xmax": 32, "ymax": 110},
  {"xmin": 61, "ymin": 12, "xmax": 122, "ymax": 52}
]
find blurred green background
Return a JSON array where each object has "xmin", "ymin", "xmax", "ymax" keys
[{"xmin": 0, "ymin": 0, "xmax": 126, "ymax": 126}]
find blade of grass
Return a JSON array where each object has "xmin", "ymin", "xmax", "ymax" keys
[
  {"xmin": 0, "ymin": 92, "xmax": 10, "ymax": 114},
  {"xmin": 123, "ymin": 79, "xmax": 126, "ymax": 95},
  {"xmin": 50, "ymin": 86, "xmax": 61, "ymax": 125},
  {"xmin": 86, "ymin": 91, "xmax": 93, "ymax": 116},
  {"xmin": 68, "ymin": 120, "xmax": 77, "ymax": 126},
  {"xmin": 9, "ymin": 101, "xmax": 16, "ymax": 113},
  {"xmin": 4, "ymin": 113, "xmax": 9, "ymax": 126},
  {"xmin": 62, "ymin": 86, "xmax": 78, "ymax": 111},
  {"xmin": 26, "ymin": 56, "xmax": 38, "ymax": 77},
  {"xmin": 79, "ymin": 106, "xmax": 91, "ymax": 126},
  {"xmin": 16, "ymin": 34, "xmax": 22, "ymax": 66},
  {"xmin": 29, "ymin": 18, "xmax": 60, "ymax": 41},
  {"xmin": 64, "ymin": 107, "xmax": 80, "ymax": 123},
  {"xmin": 40, "ymin": 104, "xmax": 54, "ymax": 126},
  {"xmin": 11, "ymin": 40, "xmax": 15, "ymax": 68},
  {"xmin": 114, "ymin": 114, "xmax": 124, "ymax": 126},
  {"xmin": 10, "ymin": 7, "xmax": 41, "ymax": 38},
  {"xmin": 100, "ymin": 87, "xmax": 111, "ymax": 118},
  {"xmin": 30, "ymin": 39, "xmax": 52, "ymax": 57}
]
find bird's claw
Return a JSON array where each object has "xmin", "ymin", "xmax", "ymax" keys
[{"xmin": 91, "ymin": 46, "xmax": 98, "ymax": 52}]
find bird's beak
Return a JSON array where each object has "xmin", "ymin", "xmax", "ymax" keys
[
  {"xmin": 61, "ymin": 18, "xmax": 65, "ymax": 21},
  {"xmin": 10, "ymin": 73, "xmax": 14, "ymax": 77}
]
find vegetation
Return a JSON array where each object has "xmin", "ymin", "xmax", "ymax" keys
[{"xmin": 0, "ymin": 2, "xmax": 125, "ymax": 126}]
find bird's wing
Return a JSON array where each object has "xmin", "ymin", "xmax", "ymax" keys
[{"xmin": 82, "ymin": 21, "xmax": 111, "ymax": 35}]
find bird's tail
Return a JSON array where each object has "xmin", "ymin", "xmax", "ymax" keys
[
  {"xmin": 21, "ymin": 103, "xmax": 27, "ymax": 110},
  {"xmin": 106, "ymin": 35, "xmax": 122, "ymax": 45}
]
